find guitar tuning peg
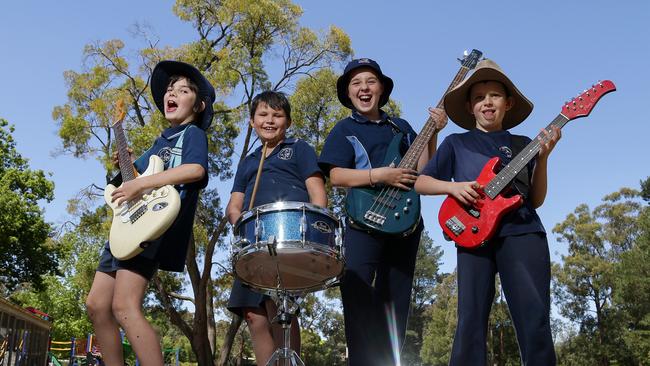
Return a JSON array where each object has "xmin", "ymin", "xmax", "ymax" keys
[{"xmin": 463, "ymin": 50, "xmax": 469, "ymax": 56}]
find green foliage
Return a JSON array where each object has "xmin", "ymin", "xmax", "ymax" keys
[
  {"xmin": 486, "ymin": 280, "xmax": 521, "ymax": 366},
  {"xmin": 420, "ymin": 272, "xmax": 457, "ymax": 365},
  {"xmin": 612, "ymin": 199, "xmax": 650, "ymax": 363},
  {"xmin": 290, "ymin": 68, "xmax": 348, "ymax": 153},
  {"xmin": 0, "ymin": 119, "xmax": 58, "ymax": 292},
  {"xmin": 12, "ymin": 205, "xmax": 109, "ymax": 340},
  {"xmin": 45, "ymin": 1, "xmax": 353, "ymax": 363},
  {"xmin": 641, "ymin": 176, "xmax": 650, "ymax": 202},
  {"xmin": 298, "ymin": 290, "xmax": 347, "ymax": 366},
  {"xmin": 553, "ymin": 187, "xmax": 646, "ymax": 365},
  {"xmin": 402, "ymin": 231, "xmax": 443, "ymax": 365}
]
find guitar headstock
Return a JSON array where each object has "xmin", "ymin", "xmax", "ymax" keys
[
  {"xmin": 458, "ymin": 49, "xmax": 483, "ymax": 70},
  {"xmin": 111, "ymin": 97, "xmax": 127, "ymax": 128},
  {"xmin": 561, "ymin": 80, "xmax": 616, "ymax": 120}
]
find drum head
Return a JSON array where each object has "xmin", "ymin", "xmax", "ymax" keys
[{"xmin": 233, "ymin": 242, "xmax": 344, "ymax": 293}]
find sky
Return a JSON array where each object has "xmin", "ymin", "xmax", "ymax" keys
[{"xmin": 1, "ymin": 0, "xmax": 649, "ymax": 274}]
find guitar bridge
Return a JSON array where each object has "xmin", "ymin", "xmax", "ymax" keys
[
  {"xmin": 445, "ymin": 216, "xmax": 465, "ymax": 236},
  {"xmin": 364, "ymin": 211, "xmax": 386, "ymax": 226}
]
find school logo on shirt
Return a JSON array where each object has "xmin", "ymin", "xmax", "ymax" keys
[
  {"xmin": 499, "ymin": 146, "xmax": 513, "ymax": 159},
  {"xmin": 278, "ymin": 147, "xmax": 293, "ymax": 161},
  {"xmin": 157, "ymin": 147, "xmax": 172, "ymax": 163}
]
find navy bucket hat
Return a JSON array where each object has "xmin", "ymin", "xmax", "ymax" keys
[
  {"xmin": 151, "ymin": 60, "xmax": 216, "ymax": 130},
  {"xmin": 336, "ymin": 58, "xmax": 394, "ymax": 109}
]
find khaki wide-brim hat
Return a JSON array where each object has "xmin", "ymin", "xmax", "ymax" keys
[{"xmin": 443, "ymin": 59, "xmax": 533, "ymax": 130}]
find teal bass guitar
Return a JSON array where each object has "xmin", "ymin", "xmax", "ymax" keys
[{"xmin": 345, "ymin": 49, "xmax": 483, "ymax": 236}]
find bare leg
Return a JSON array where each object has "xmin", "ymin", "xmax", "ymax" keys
[
  {"xmin": 112, "ymin": 269, "xmax": 163, "ymax": 366},
  {"xmin": 244, "ymin": 306, "xmax": 276, "ymax": 366},
  {"xmin": 86, "ymin": 271, "xmax": 124, "ymax": 366}
]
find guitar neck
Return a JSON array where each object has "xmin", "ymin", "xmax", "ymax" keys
[
  {"xmin": 484, "ymin": 114, "xmax": 570, "ymax": 199},
  {"xmin": 398, "ymin": 66, "xmax": 473, "ymax": 169},
  {"xmin": 113, "ymin": 123, "xmax": 136, "ymax": 182}
]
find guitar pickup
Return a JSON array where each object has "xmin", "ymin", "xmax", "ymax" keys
[
  {"xmin": 374, "ymin": 197, "xmax": 396, "ymax": 209},
  {"xmin": 364, "ymin": 211, "xmax": 386, "ymax": 226},
  {"xmin": 386, "ymin": 191, "xmax": 402, "ymax": 200},
  {"xmin": 467, "ymin": 207, "xmax": 480, "ymax": 218},
  {"xmin": 129, "ymin": 205, "xmax": 148, "ymax": 224},
  {"xmin": 445, "ymin": 216, "xmax": 465, "ymax": 236}
]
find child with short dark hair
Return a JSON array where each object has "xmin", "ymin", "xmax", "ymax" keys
[{"xmin": 226, "ymin": 90, "xmax": 326, "ymax": 365}]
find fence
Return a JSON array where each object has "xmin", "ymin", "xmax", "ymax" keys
[{"xmin": 0, "ymin": 297, "xmax": 51, "ymax": 366}]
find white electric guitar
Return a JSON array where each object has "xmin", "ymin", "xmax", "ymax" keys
[{"xmin": 104, "ymin": 100, "xmax": 180, "ymax": 260}]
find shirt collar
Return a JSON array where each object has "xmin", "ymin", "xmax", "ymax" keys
[
  {"xmin": 252, "ymin": 137, "xmax": 297, "ymax": 157},
  {"xmin": 469, "ymin": 128, "xmax": 510, "ymax": 138},
  {"xmin": 350, "ymin": 110, "xmax": 389, "ymax": 124},
  {"xmin": 161, "ymin": 123, "xmax": 194, "ymax": 140}
]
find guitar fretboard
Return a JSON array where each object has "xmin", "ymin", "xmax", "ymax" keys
[
  {"xmin": 484, "ymin": 115, "xmax": 569, "ymax": 199},
  {"xmin": 398, "ymin": 53, "xmax": 481, "ymax": 170},
  {"xmin": 113, "ymin": 122, "xmax": 136, "ymax": 182}
]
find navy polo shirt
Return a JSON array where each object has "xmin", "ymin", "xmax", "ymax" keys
[
  {"xmin": 421, "ymin": 128, "xmax": 545, "ymax": 237},
  {"xmin": 130, "ymin": 123, "xmax": 209, "ymax": 272},
  {"xmin": 232, "ymin": 138, "xmax": 322, "ymax": 208},
  {"xmin": 318, "ymin": 110, "xmax": 417, "ymax": 174}
]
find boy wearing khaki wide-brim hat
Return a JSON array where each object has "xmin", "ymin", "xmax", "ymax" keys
[{"xmin": 415, "ymin": 59, "xmax": 560, "ymax": 365}]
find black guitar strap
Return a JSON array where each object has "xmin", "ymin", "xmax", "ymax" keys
[
  {"xmin": 510, "ymin": 134, "xmax": 530, "ymax": 198},
  {"xmin": 386, "ymin": 117, "xmax": 407, "ymax": 135}
]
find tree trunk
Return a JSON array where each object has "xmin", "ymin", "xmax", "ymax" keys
[
  {"xmin": 217, "ymin": 315, "xmax": 244, "ymax": 366},
  {"xmin": 207, "ymin": 281, "xmax": 217, "ymax": 356}
]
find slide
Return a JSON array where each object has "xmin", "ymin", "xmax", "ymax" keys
[{"xmin": 48, "ymin": 352, "xmax": 62, "ymax": 366}]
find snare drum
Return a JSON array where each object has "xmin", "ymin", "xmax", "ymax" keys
[{"xmin": 232, "ymin": 201, "xmax": 344, "ymax": 293}]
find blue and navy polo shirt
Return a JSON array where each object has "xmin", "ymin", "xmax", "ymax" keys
[
  {"xmin": 129, "ymin": 123, "xmax": 209, "ymax": 272},
  {"xmin": 421, "ymin": 128, "xmax": 545, "ymax": 237},
  {"xmin": 232, "ymin": 138, "xmax": 322, "ymax": 208},
  {"xmin": 318, "ymin": 110, "xmax": 417, "ymax": 174}
]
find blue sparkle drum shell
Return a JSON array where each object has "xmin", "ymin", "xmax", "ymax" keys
[{"xmin": 232, "ymin": 201, "xmax": 344, "ymax": 293}]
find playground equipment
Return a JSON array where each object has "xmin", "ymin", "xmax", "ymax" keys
[
  {"xmin": 49, "ymin": 334, "xmax": 109, "ymax": 366},
  {"xmin": 0, "ymin": 297, "xmax": 51, "ymax": 366},
  {"xmin": 48, "ymin": 333, "xmax": 181, "ymax": 366}
]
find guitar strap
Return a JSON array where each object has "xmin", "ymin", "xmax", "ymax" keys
[
  {"xmin": 112, "ymin": 125, "xmax": 193, "ymax": 188},
  {"xmin": 168, "ymin": 124, "xmax": 194, "ymax": 169},
  {"xmin": 510, "ymin": 134, "xmax": 530, "ymax": 198}
]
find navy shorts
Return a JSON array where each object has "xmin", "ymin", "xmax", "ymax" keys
[
  {"xmin": 96, "ymin": 242, "xmax": 159, "ymax": 281},
  {"xmin": 226, "ymin": 278, "xmax": 270, "ymax": 316}
]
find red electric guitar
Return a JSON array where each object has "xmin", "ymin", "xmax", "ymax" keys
[{"xmin": 438, "ymin": 80, "xmax": 616, "ymax": 249}]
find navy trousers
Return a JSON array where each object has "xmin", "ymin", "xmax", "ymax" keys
[
  {"xmin": 341, "ymin": 223, "xmax": 422, "ymax": 366},
  {"xmin": 450, "ymin": 232, "xmax": 556, "ymax": 366}
]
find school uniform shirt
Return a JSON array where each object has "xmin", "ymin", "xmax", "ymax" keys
[
  {"xmin": 232, "ymin": 138, "xmax": 322, "ymax": 208},
  {"xmin": 318, "ymin": 110, "xmax": 417, "ymax": 175},
  {"xmin": 125, "ymin": 123, "xmax": 209, "ymax": 272},
  {"xmin": 227, "ymin": 138, "xmax": 322, "ymax": 313},
  {"xmin": 421, "ymin": 128, "xmax": 545, "ymax": 237}
]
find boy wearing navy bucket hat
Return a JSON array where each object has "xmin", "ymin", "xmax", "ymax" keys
[
  {"xmin": 86, "ymin": 60, "xmax": 214, "ymax": 365},
  {"xmin": 319, "ymin": 58, "xmax": 447, "ymax": 365},
  {"xmin": 415, "ymin": 59, "xmax": 559, "ymax": 365}
]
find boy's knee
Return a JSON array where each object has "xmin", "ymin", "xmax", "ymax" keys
[
  {"xmin": 111, "ymin": 299, "xmax": 138, "ymax": 325},
  {"xmin": 85, "ymin": 294, "xmax": 109, "ymax": 319},
  {"xmin": 243, "ymin": 309, "xmax": 268, "ymax": 331}
]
